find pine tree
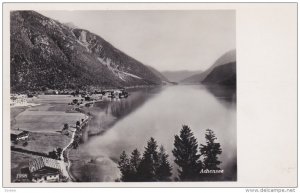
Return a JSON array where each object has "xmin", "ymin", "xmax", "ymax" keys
[
  {"xmin": 156, "ymin": 145, "xmax": 172, "ymax": 181},
  {"xmin": 200, "ymin": 129, "xmax": 222, "ymax": 170},
  {"xmin": 172, "ymin": 125, "xmax": 202, "ymax": 181},
  {"xmin": 118, "ymin": 151, "xmax": 131, "ymax": 182},
  {"xmin": 129, "ymin": 149, "xmax": 142, "ymax": 181},
  {"xmin": 137, "ymin": 137, "xmax": 159, "ymax": 181}
]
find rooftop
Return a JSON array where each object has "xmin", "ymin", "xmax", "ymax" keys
[{"xmin": 28, "ymin": 157, "xmax": 61, "ymax": 173}]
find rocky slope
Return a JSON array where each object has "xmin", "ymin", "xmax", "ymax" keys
[{"xmin": 10, "ymin": 11, "xmax": 164, "ymax": 92}]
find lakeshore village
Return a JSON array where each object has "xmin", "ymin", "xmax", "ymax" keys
[{"xmin": 10, "ymin": 88, "xmax": 129, "ymax": 182}]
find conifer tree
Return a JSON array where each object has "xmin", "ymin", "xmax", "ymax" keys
[
  {"xmin": 156, "ymin": 145, "xmax": 172, "ymax": 181},
  {"xmin": 118, "ymin": 151, "xmax": 131, "ymax": 182},
  {"xmin": 129, "ymin": 149, "xmax": 142, "ymax": 181},
  {"xmin": 200, "ymin": 129, "xmax": 222, "ymax": 170},
  {"xmin": 172, "ymin": 125, "xmax": 202, "ymax": 181},
  {"xmin": 137, "ymin": 137, "xmax": 159, "ymax": 181}
]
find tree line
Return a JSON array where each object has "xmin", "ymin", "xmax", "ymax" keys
[{"xmin": 118, "ymin": 125, "xmax": 222, "ymax": 182}]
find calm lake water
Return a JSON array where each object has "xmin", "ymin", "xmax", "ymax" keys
[{"xmin": 69, "ymin": 85, "xmax": 236, "ymax": 182}]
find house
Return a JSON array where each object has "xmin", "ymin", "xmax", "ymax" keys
[
  {"xmin": 114, "ymin": 90, "xmax": 128, "ymax": 98},
  {"xmin": 11, "ymin": 129, "xmax": 29, "ymax": 142},
  {"xmin": 113, "ymin": 90, "xmax": 123, "ymax": 96},
  {"xmin": 89, "ymin": 93, "xmax": 102, "ymax": 101},
  {"xmin": 29, "ymin": 157, "xmax": 61, "ymax": 182}
]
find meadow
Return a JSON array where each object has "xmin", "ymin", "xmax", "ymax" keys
[{"xmin": 12, "ymin": 95, "xmax": 86, "ymax": 133}]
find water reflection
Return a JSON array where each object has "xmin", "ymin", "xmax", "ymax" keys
[
  {"xmin": 82, "ymin": 87, "xmax": 163, "ymax": 137},
  {"xmin": 201, "ymin": 85, "xmax": 237, "ymax": 181},
  {"xmin": 205, "ymin": 85, "xmax": 236, "ymax": 103},
  {"xmin": 69, "ymin": 87, "xmax": 163, "ymax": 181},
  {"xmin": 69, "ymin": 85, "xmax": 237, "ymax": 182}
]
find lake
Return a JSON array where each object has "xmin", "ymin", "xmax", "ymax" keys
[{"xmin": 69, "ymin": 85, "xmax": 236, "ymax": 182}]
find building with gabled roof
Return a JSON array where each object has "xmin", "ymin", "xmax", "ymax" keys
[
  {"xmin": 28, "ymin": 157, "xmax": 62, "ymax": 182},
  {"xmin": 11, "ymin": 129, "xmax": 29, "ymax": 141}
]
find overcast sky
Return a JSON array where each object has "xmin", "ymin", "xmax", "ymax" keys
[{"xmin": 38, "ymin": 10, "xmax": 235, "ymax": 71}]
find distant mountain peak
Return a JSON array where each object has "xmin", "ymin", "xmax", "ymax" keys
[
  {"xmin": 162, "ymin": 70, "xmax": 203, "ymax": 83},
  {"xmin": 181, "ymin": 49, "xmax": 236, "ymax": 85},
  {"xmin": 211, "ymin": 49, "xmax": 236, "ymax": 69}
]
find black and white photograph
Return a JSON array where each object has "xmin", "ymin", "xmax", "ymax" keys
[
  {"xmin": 9, "ymin": 9, "xmax": 236, "ymax": 183},
  {"xmin": 2, "ymin": 2, "xmax": 297, "ymax": 190}
]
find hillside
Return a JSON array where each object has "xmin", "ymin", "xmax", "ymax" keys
[
  {"xmin": 202, "ymin": 62, "xmax": 236, "ymax": 86},
  {"xmin": 146, "ymin": 65, "xmax": 170, "ymax": 84},
  {"xmin": 181, "ymin": 50, "xmax": 236, "ymax": 84},
  {"xmin": 162, "ymin": 70, "xmax": 203, "ymax": 83},
  {"xmin": 10, "ymin": 11, "xmax": 164, "ymax": 92}
]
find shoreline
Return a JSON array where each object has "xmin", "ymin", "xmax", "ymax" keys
[
  {"xmin": 11, "ymin": 87, "xmax": 164, "ymax": 182},
  {"xmin": 66, "ymin": 87, "xmax": 165, "ymax": 181},
  {"xmin": 63, "ymin": 113, "xmax": 90, "ymax": 182},
  {"xmin": 67, "ymin": 100, "xmax": 120, "ymax": 182},
  {"xmin": 67, "ymin": 101, "xmax": 104, "ymax": 182},
  {"xmin": 60, "ymin": 127, "xmax": 77, "ymax": 182}
]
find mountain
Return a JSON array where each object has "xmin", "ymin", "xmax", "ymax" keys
[
  {"xmin": 10, "ymin": 11, "xmax": 164, "ymax": 92},
  {"xmin": 202, "ymin": 61, "xmax": 236, "ymax": 86},
  {"xmin": 161, "ymin": 70, "xmax": 203, "ymax": 83},
  {"xmin": 146, "ymin": 65, "xmax": 170, "ymax": 84},
  {"xmin": 180, "ymin": 73, "xmax": 205, "ymax": 84},
  {"xmin": 181, "ymin": 50, "xmax": 236, "ymax": 85}
]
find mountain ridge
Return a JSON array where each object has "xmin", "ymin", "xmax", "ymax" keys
[
  {"xmin": 161, "ymin": 70, "xmax": 203, "ymax": 83},
  {"xmin": 181, "ymin": 50, "xmax": 236, "ymax": 85},
  {"xmin": 202, "ymin": 61, "xmax": 236, "ymax": 86},
  {"xmin": 10, "ymin": 11, "xmax": 164, "ymax": 92}
]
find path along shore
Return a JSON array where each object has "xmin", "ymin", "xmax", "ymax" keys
[{"xmin": 60, "ymin": 115, "xmax": 90, "ymax": 182}]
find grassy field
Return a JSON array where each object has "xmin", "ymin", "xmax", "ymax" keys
[
  {"xmin": 14, "ymin": 110, "xmax": 85, "ymax": 133},
  {"xmin": 12, "ymin": 95, "xmax": 86, "ymax": 133},
  {"xmin": 48, "ymin": 103, "xmax": 70, "ymax": 111},
  {"xmin": 11, "ymin": 106, "xmax": 28, "ymax": 128},
  {"xmin": 11, "ymin": 151, "xmax": 38, "ymax": 182},
  {"xmin": 10, "ymin": 95, "xmax": 87, "ymax": 182},
  {"xmin": 33, "ymin": 95, "xmax": 82, "ymax": 104},
  {"xmin": 12, "ymin": 132, "xmax": 72, "ymax": 154}
]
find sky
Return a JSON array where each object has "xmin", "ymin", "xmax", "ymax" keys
[{"xmin": 38, "ymin": 10, "xmax": 235, "ymax": 71}]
